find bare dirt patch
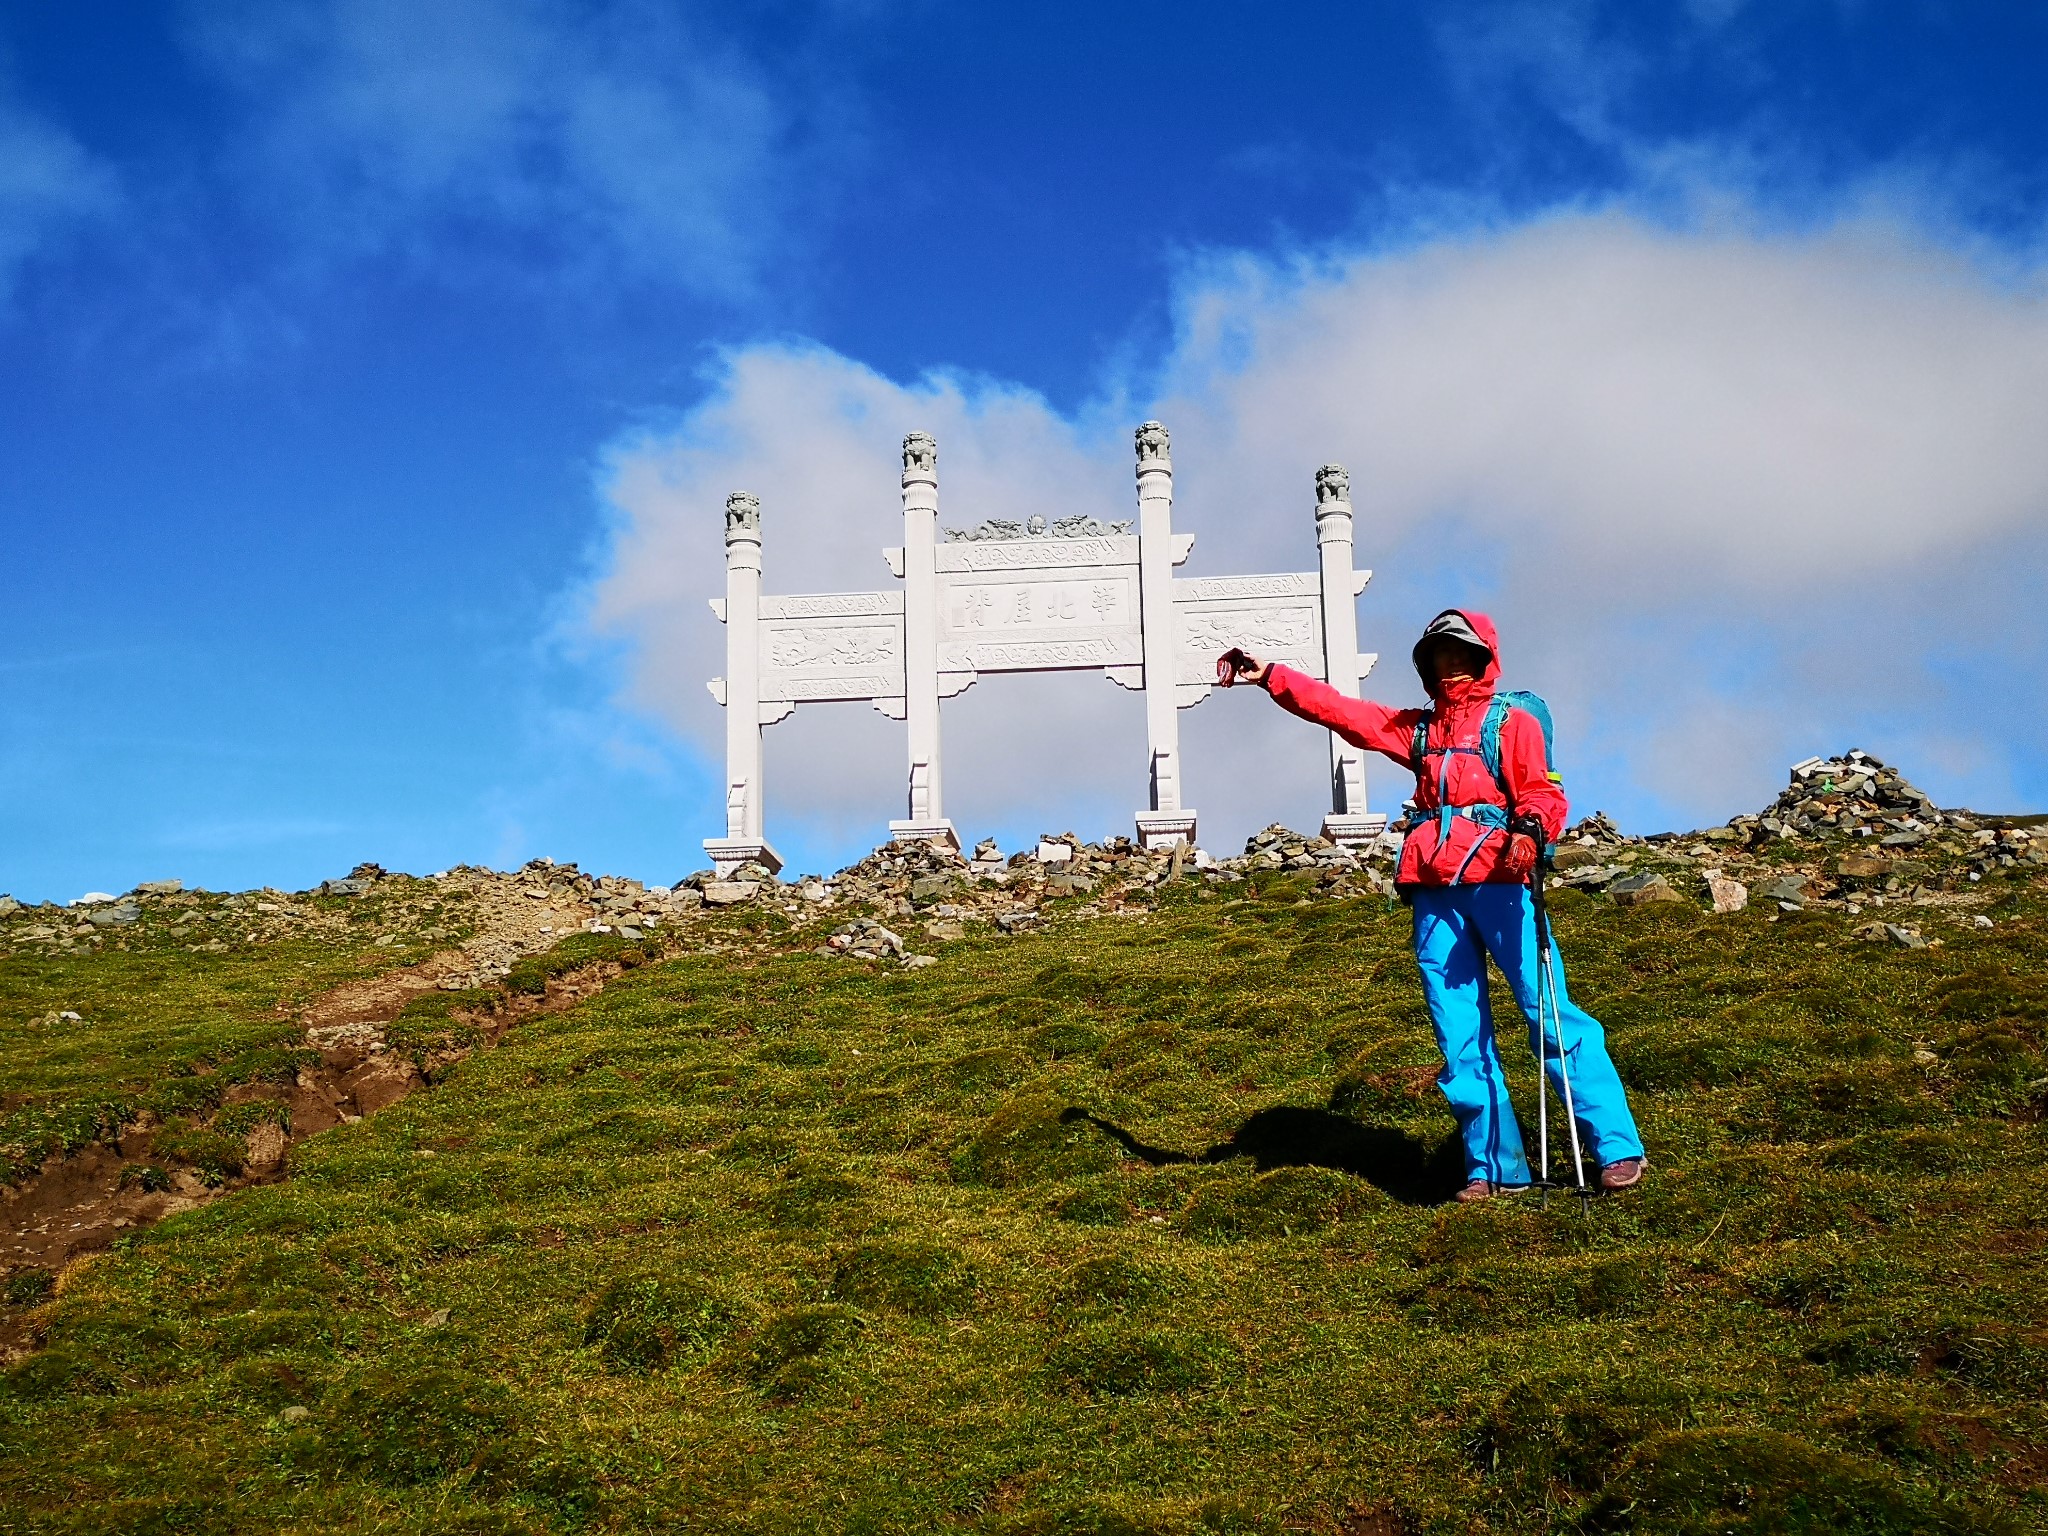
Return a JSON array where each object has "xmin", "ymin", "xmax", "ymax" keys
[{"xmin": 0, "ymin": 888, "xmax": 608, "ymax": 1335}]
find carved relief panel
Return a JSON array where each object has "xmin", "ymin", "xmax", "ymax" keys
[
  {"xmin": 1172, "ymin": 572, "xmax": 1328, "ymax": 691},
  {"xmin": 757, "ymin": 590, "xmax": 908, "ymax": 705}
]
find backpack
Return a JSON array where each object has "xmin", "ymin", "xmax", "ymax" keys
[{"xmin": 1407, "ymin": 689, "xmax": 1562, "ymax": 855}]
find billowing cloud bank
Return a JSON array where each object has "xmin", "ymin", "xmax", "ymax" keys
[{"xmin": 589, "ymin": 202, "xmax": 2048, "ymax": 866}]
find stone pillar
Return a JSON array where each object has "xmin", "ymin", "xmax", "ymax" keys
[
  {"xmin": 1314, "ymin": 464, "xmax": 1386, "ymax": 847},
  {"xmin": 704, "ymin": 492, "xmax": 783, "ymax": 876},
  {"xmin": 888, "ymin": 431, "xmax": 959, "ymax": 852},
  {"xmin": 1133, "ymin": 421, "xmax": 1196, "ymax": 849}
]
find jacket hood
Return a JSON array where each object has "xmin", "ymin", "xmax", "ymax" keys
[{"xmin": 1412, "ymin": 608, "xmax": 1502, "ymax": 702}]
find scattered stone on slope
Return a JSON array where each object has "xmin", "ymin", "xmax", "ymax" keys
[
  {"xmin": 1610, "ymin": 873, "xmax": 1682, "ymax": 907},
  {"xmin": 1702, "ymin": 871, "xmax": 1748, "ymax": 914}
]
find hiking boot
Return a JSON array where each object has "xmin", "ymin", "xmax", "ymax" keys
[
  {"xmin": 1599, "ymin": 1157, "xmax": 1648, "ymax": 1193},
  {"xmin": 1455, "ymin": 1178, "xmax": 1495, "ymax": 1203}
]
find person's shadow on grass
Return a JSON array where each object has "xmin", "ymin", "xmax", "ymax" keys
[{"xmin": 1060, "ymin": 1102, "xmax": 1465, "ymax": 1206}]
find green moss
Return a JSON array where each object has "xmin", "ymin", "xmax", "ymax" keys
[
  {"xmin": 1182, "ymin": 1164, "xmax": 1372, "ymax": 1239},
  {"xmin": 1053, "ymin": 1178, "xmax": 1134, "ymax": 1226},
  {"xmin": 1472, "ymin": 1367, "xmax": 1706, "ymax": 1494},
  {"xmin": 1582, "ymin": 1427, "xmax": 2005, "ymax": 1534},
  {"xmin": 217, "ymin": 1045, "xmax": 321, "ymax": 1084},
  {"xmin": 1045, "ymin": 1322, "xmax": 1231, "ymax": 1396},
  {"xmin": 0, "ymin": 904, "xmax": 472, "ymax": 1183},
  {"xmin": 1026, "ymin": 1021, "xmax": 1107, "ymax": 1060},
  {"xmin": 301, "ymin": 1362, "xmax": 522, "ymax": 1487},
  {"xmin": 943, "ymin": 1045, "xmax": 1032, "ymax": 1089},
  {"xmin": 1098, "ymin": 1022, "xmax": 1181, "ymax": 1069},
  {"xmin": 769, "ymin": 1166, "xmax": 865, "ymax": 1226},
  {"xmin": 0, "ymin": 1347, "xmax": 116, "ymax": 1400},
  {"xmin": 1751, "ymin": 1064, "xmax": 1937, "ymax": 1142},
  {"xmin": 1046, "ymin": 1254, "xmax": 1179, "ymax": 1320},
  {"xmin": 830, "ymin": 1239, "xmax": 977, "ymax": 1316},
  {"xmin": 715, "ymin": 1126, "xmax": 799, "ymax": 1169},
  {"xmin": 990, "ymin": 1503, "xmax": 1175, "ymax": 1536},
  {"xmin": 742, "ymin": 1303, "xmax": 867, "ymax": 1399},
  {"xmin": 582, "ymin": 1271, "xmax": 748, "ymax": 1371},
  {"xmin": 953, "ymin": 1093, "xmax": 1118, "ymax": 1186}
]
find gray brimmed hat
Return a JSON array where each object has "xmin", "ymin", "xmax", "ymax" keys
[{"xmin": 1411, "ymin": 608, "xmax": 1492, "ymax": 681}]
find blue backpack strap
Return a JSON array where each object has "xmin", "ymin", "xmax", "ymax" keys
[
  {"xmin": 1481, "ymin": 690, "xmax": 1562, "ymax": 855},
  {"xmin": 1479, "ymin": 695, "xmax": 1511, "ymax": 788}
]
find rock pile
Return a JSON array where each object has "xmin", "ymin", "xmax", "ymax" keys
[
  {"xmin": 1729, "ymin": 750, "xmax": 1958, "ymax": 848},
  {"xmin": 1235, "ymin": 825, "xmax": 1397, "ymax": 897},
  {"xmin": 659, "ymin": 820, "xmax": 1404, "ymax": 971}
]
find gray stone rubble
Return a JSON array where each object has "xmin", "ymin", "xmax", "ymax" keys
[{"xmin": 3, "ymin": 749, "xmax": 2041, "ymax": 971}]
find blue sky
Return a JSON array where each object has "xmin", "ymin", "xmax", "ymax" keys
[{"xmin": 3, "ymin": 1, "xmax": 2046, "ymax": 902}]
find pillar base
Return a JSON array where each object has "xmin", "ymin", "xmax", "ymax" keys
[
  {"xmin": 704, "ymin": 837, "xmax": 783, "ymax": 879},
  {"xmin": 1134, "ymin": 810, "xmax": 1198, "ymax": 850},
  {"xmin": 1321, "ymin": 812, "xmax": 1389, "ymax": 848},
  {"xmin": 888, "ymin": 818, "xmax": 960, "ymax": 854}
]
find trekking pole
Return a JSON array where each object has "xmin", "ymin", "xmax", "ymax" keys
[
  {"xmin": 1534, "ymin": 893, "xmax": 1551, "ymax": 1210},
  {"xmin": 1520, "ymin": 820, "xmax": 1591, "ymax": 1213},
  {"xmin": 1538, "ymin": 923, "xmax": 1592, "ymax": 1214}
]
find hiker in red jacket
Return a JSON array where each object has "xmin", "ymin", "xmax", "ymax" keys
[{"xmin": 1220, "ymin": 609, "xmax": 1646, "ymax": 1201}]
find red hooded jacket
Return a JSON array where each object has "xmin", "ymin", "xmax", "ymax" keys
[{"xmin": 1264, "ymin": 609, "xmax": 1566, "ymax": 888}]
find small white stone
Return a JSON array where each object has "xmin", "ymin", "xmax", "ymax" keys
[{"xmin": 1703, "ymin": 872, "xmax": 1748, "ymax": 914}]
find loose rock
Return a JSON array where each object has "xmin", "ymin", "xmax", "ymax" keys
[
  {"xmin": 1609, "ymin": 873, "xmax": 1682, "ymax": 907},
  {"xmin": 1702, "ymin": 871, "xmax": 1748, "ymax": 914}
]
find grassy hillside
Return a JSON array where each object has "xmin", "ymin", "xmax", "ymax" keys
[
  {"xmin": 2, "ymin": 860, "xmax": 2043, "ymax": 1534},
  {"xmin": 0, "ymin": 878, "xmax": 468, "ymax": 1185}
]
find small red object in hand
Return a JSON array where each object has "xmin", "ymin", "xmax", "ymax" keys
[
  {"xmin": 1217, "ymin": 648, "xmax": 1257, "ymax": 686},
  {"xmin": 1504, "ymin": 832, "xmax": 1539, "ymax": 880}
]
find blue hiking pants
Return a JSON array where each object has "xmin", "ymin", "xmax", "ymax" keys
[{"xmin": 1411, "ymin": 883, "xmax": 1644, "ymax": 1185}]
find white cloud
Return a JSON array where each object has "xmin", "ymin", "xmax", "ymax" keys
[
  {"xmin": 184, "ymin": 0, "xmax": 828, "ymax": 296},
  {"xmin": 587, "ymin": 198, "xmax": 2048, "ymax": 868},
  {"xmin": 0, "ymin": 86, "xmax": 117, "ymax": 297},
  {"xmin": 1155, "ymin": 207, "xmax": 2048, "ymax": 579}
]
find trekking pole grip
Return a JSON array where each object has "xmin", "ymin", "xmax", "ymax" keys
[{"xmin": 1511, "ymin": 813, "xmax": 1551, "ymax": 948}]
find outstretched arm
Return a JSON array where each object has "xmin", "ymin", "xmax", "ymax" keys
[{"xmin": 1219, "ymin": 651, "xmax": 1422, "ymax": 768}]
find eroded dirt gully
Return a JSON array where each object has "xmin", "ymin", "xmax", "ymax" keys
[{"xmin": 0, "ymin": 893, "xmax": 644, "ymax": 1333}]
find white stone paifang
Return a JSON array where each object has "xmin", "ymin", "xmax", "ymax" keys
[{"xmin": 703, "ymin": 426, "xmax": 1383, "ymax": 864}]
